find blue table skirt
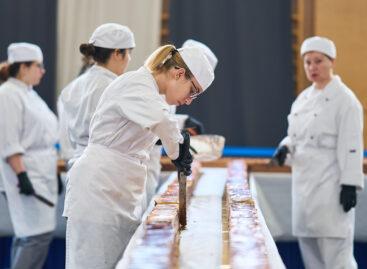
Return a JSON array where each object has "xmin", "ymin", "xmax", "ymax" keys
[{"xmin": 1, "ymin": 237, "xmax": 366, "ymax": 269}]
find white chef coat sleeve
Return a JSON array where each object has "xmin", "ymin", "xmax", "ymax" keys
[
  {"xmin": 57, "ymin": 97, "xmax": 73, "ymax": 160},
  {"xmin": 279, "ymin": 136, "xmax": 291, "ymax": 148},
  {"xmin": 337, "ymin": 101, "xmax": 364, "ymax": 189},
  {"xmin": 119, "ymin": 84, "xmax": 183, "ymax": 160},
  {"xmin": 151, "ymin": 114, "xmax": 183, "ymax": 160},
  {"xmin": 0, "ymin": 94, "xmax": 25, "ymax": 159},
  {"xmin": 171, "ymin": 114, "xmax": 189, "ymax": 129}
]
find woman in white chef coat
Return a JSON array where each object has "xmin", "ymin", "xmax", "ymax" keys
[
  {"xmin": 63, "ymin": 44, "xmax": 214, "ymax": 269},
  {"xmin": 273, "ymin": 36, "xmax": 364, "ymax": 269},
  {"xmin": 144, "ymin": 39, "xmax": 218, "ymax": 207},
  {"xmin": 0, "ymin": 43, "xmax": 58, "ymax": 269},
  {"xmin": 58, "ymin": 23, "xmax": 135, "ymax": 167}
]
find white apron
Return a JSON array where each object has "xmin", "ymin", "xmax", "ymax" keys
[
  {"xmin": 281, "ymin": 75, "xmax": 364, "ymax": 238},
  {"xmin": 144, "ymin": 145, "xmax": 162, "ymax": 208},
  {"xmin": 64, "ymin": 143, "xmax": 146, "ymax": 227},
  {"xmin": 0, "ymin": 78, "xmax": 58, "ymax": 237},
  {"xmin": 64, "ymin": 67, "xmax": 182, "ymax": 268}
]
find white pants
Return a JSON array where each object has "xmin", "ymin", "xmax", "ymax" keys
[
  {"xmin": 66, "ymin": 217, "xmax": 139, "ymax": 269},
  {"xmin": 298, "ymin": 235, "xmax": 357, "ymax": 269}
]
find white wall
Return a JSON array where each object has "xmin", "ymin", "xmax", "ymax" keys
[{"xmin": 57, "ymin": 0, "xmax": 162, "ymax": 93}]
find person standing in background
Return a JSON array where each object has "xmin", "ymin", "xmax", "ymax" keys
[
  {"xmin": 58, "ymin": 23, "xmax": 135, "ymax": 168},
  {"xmin": 272, "ymin": 36, "xmax": 364, "ymax": 269},
  {"xmin": 0, "ymin": 43, "xmax": 58, "ymax": 269}
]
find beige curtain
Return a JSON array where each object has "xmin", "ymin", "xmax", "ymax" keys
[{"xmin": 57, "ymin": 0, "xmax": 162, "ymax": 92}]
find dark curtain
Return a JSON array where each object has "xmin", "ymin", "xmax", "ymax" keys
[
  {"xmin": 0, "ymin": 0, "xmax": 57, "ymax": 111},
  {"xmin": 169, "ymin": 0, "xmax": 295, "ymax": 146}
]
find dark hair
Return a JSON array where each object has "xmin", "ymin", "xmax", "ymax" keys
[
  {"xmin": 0, "ymin": 61, "xmax": 33, "ymax": 81},
  {"xmin": 79, "ymin": 43, "xmax": 127, "ymax": 64}
]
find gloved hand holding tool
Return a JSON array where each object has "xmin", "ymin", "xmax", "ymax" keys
[
  {"xmin": 17, "ymin": 171, "xmax": 55, "ymax": 207},
  {"xmin": 172, "ymin": 130, "xmax": 193, "ymax": 228}
]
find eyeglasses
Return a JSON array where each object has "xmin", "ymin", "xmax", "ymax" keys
[{"xmin": 189, "ymin": 79, "xmax": 201, "ymax": 100}]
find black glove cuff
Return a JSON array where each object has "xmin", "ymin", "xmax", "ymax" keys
[
  {"xmin": 17, "ymin": 171, "xmax": 28, "ymax": 181},
  {"xmin": 341, "ymin": 185, "xmax": 356, "ymax": 192},
  {"xmin": 17, "ymin": 171, "xmax": 35, "ymax": 195},
  {"xmin": 279, "ymin": 145, "xmax": 289, "ymax": 154}
]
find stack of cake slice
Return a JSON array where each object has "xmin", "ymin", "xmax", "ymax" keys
[
  {"xmin": 225, "ymin": 160, "xmax": 270, "ymax": 269},
  {"xmin": 125, "ymin": 161, "xmax": 202, "ymax": 268}
]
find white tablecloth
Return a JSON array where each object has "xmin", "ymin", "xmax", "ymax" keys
[
  {"xmin": 251, "ymin": 173, "xmax": 367, "ymax": 241},
  {"xmin": 117, "ymin": 168, "xmax": 285, "ymax": 269}
]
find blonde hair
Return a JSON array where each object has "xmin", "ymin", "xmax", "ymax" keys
[{"xmin": 144, "ymin": 44, "xmax": 193, "ymax": 79}]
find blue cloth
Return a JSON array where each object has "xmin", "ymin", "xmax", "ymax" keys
[
  {"xmin": 222, "ymin": 146, "xmax": 367, "ymax": 158},
  {"xmin": 163, "ymin": 145, "xmax": 367, "ymax": 158}
]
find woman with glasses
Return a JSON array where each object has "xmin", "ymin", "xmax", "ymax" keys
[
  {"xmin": 0, "ymin": 43, "xmax": 58, "ymax": 269},
  {"xmin": 144, "ymin": 39, "xmax": 218, "ymax": 208},
  {"xmin": 63, "ymin": 44, "xmax": 214, "ymax": 269}
]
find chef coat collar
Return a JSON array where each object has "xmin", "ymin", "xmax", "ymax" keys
[
  {"xmin": 307, "ymin": 75, "xmax": 341, "ymax": 101},
  {"xmin": 319, "ymin": 75, "xmax": 341, "ymax": 100},
  {"xmin": 139, "ymin": 66, "xmax": 160, "ymax": 94},
  {"xmin": 8, "ymin": 77, "xmax": 33, "ymax": 92},
  {"xmin": 89, "ymin": 64, "xmax": 118, "ymax": 80}
]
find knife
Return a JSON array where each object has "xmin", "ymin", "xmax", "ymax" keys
[
  {"xmin": 33, "ymin": 193, "xmax": 55, "ymax": 207},
  {"xmin": 178, "ymin": 170, "xmax": 187, "ymax": 228}
]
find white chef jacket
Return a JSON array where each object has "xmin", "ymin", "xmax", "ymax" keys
[
  {"xmin": 281, "ymin": 75, "xmax": 364, "ymax": 238},
  {"xmin": 58, "ymin": 65, "xmax": 117, "ymax": 165},
  {"xmin": 64, "ymin": 66, "xmax": 183, "ymax": 220},
  {"xmin": 0, "ymin": 78, "xmax": 58, "ymax": 237},
  {"xmin": 63, "ymin": 66, "xmax": 183, "ymax": 267}
]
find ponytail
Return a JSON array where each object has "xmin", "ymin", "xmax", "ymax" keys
[
  {"xmin": 0, "ymin": 61, "xmax": 32, "ymax": 82},
  {"xmin": 79, "ymin": 43, "xmax": 96, "ymax": 57},
  {"xmin": 145, "ymin": 45, "xmax": 193, "ymax": 79},
  {"xmin": 0, "ymin": 62, "xmax": 10, "ymax": 82},
  {"xmin": 80, "ymin": 43, "xmax": 126, "ymax": 64}
]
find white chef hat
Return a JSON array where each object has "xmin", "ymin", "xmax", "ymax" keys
[
  {"xmin": 7, "ymin": 42, "xmax": 43, "ymax": 64},
  {"xmin": 89, "ymin": 23, "xmax": 136, "ymax": 49},
  {"xmin": 182, "ymin": 39, "xmax": 218, "ymax": 70},
  {"xmin": 178, "ymin": 46, "xmax": 215, "ymax": 92},
  {"xmin": 300, "ymin": 36, "xmax": 336, "ymax": 59}
]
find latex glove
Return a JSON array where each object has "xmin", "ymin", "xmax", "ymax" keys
[
  {"xmin": 172, "ymin": 130, "xmax": 193, "ymax": 176},
  {"xmin": 184, "ymin": 116, "xmax": 204, "ymax": 135},
  {"xmin": 340, "ymin": 185, "xmax": 357, "ymax": 212},
  {"xmin": 271, "ymin": 145, "xmax": 289, "ymax": 166},
  {"xmin": 17, "ymin": 172, "xmax": 35, "ymax": 195}
]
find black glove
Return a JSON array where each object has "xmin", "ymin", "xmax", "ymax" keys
[
  {"xmin": 172, "ymin": 130, "xmax": 193, "ymax": 176},
  {"xmin": 340, "ymin": 185, "xmax": 357, "ymax": 212},
  {"xmin": 17, "ymin": 172, "xmax": 35, "ymax": 195},
  {"xmin": 271, "ymin": 145, "xmax": 289, "ymax": 166},
  {"xmin": 57, "ymin": 173, "xmax": 63, "ymax": 195},
  {"xmin": 184, "ymin": 116, "xmax": 204, "ymax": 135},
  {"xmin": 155, "ymin": 139, "xmax": 162, "ymax": 146}
]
